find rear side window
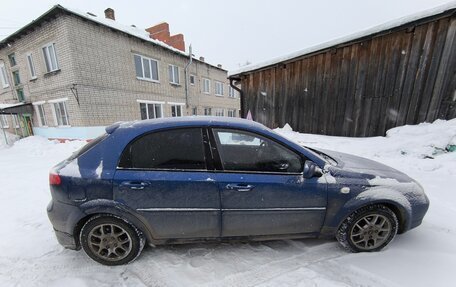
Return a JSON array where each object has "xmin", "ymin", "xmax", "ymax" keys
[
  {"xmin": 68, "ymin": 133, "xmax": 108, "ymax": 161},
  {"xmin": 119, "ymin": 128, "xmax": 206, "ymax": 170}
]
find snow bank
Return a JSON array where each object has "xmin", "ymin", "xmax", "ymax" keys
[{"xmin": 275, "ymin": 118, "xmax": 456, "ymax": 159}]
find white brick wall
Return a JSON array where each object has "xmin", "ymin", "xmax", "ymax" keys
[{"xmin": 0, "ymin": 11, "xmax": 240, "ymax": 131}]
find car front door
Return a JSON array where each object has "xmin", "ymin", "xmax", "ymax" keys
[
  {"xmin": 210, "ymin": 128, "xmax": 327, "ymax": 237},
  {"xmin": 113, "ymin": 127, "xmax": 221, "ymax": 240}
]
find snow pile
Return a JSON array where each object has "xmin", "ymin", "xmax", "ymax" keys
[
  {"xmin": 0, "ymin": 130, "xmax": 20, "ymax": 148},
  {"xmin": 275, "ymin": 118, "xmax": 456, "ymax": 159},
  {"xmin": 0, "ymin": 121, "xmax": 456, "ymax": 286}
]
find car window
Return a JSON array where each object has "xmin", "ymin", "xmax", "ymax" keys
[
  {"xmin": 119, "ymin": 128, "xmax": 207, "ymax": 170},
  {"xmin": 213, "ymin": 129, "xmax": 302, "ymax": 173}
]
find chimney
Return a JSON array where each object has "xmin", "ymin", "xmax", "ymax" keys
[
  {"xmin": 199, "ymin": 56, "xmax": 205, "ymax": 62},
  {"xmin": 104, "ymin": 8, "xmax": 115, "ymax": 20},
  {"xmin": 146, "ymin": 22, "xmax": 186, "ymax": 52},
  {"xmin": 217, "ymin": 64, "xmax": 222, "ymax": 68}
]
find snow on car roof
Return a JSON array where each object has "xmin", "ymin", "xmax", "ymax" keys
[{"xmin": 229, "ymin": 1, "xmax": 456, "ymax": 76}]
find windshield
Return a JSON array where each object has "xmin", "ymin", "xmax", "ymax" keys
[{"xmin": 305, "ymin": 147, "xmax": 338, "ymax": 166}]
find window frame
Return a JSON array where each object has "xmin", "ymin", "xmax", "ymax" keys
[
  {"xmin": 169, "ymin": 102, "xmax": 185, "ymax": 117},
  {"xmin": 208, "ymin": 127, "xmax": 306, "ymax": 175},
  {"xmin": 33, "ymin": 101, "xmax": 47, "ymax": 127},
  {"xmin": 168, "ymin": 64, "xmax": 180, "ymax": 85},
  {"xmin": 229, "ymin": 86, "xmax": 237, "ymax": 98},
  {"xmin": 137, "ymin": 100, "xmax": 164, "ymax": 120},
  {"xmin": 117, "ymin": 127, "xmax": 214, "ymax": 172},
  {"xmin": 215, "ymin": 81, "xmax": 224, "ymax": 96},
  {"xmin": 227, "ymin": 109, "xmax": 236, "ymax": 117},
  {"xmin": 16, "ymin": 88, "xmax": 25, "ymax": 102},
  {"xmin": 8, "ymin": 53, "xmax": 16, "ymax": 67},
  {"xmin": 214, "ymin": 108, "xmax": 224, "ymax": 117},
  {"xmin": 202, "ymin": 78, "xmax": 211, "ymax": 94},
  {"xmin": 12, "ymin": 114, "xmax": 20, "ymax": 129},
  {"xmin": 0, "ymin": 115, "xmax": 9, "ymax": 129},
  {"xmin": 12, "ymin": 70, "xmax": 21, "ymax": 86},
  {"xmin": 0, "ymin": 62, "xmax": 9, "ymax": 88},
  {"xmin": 134, "ymin": 54, "xmax": 160, "ymax": 82},
  {"xmin": 42, "ymin": 43, "xmax": 60, "ymax": 73},
  {"xmin": 26, "ymin": 53, "xmax": 37, "ymax": 80},
  {"xmin": 49, "ymin": 98, "xmax": 70, "ymax": 127},
  {"xmin": 189, "ymin": 74, "xmax": 195, "ymax": 85}
]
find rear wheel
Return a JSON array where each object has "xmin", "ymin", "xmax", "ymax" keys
[
  {"xmin": 336, "ymin": 204, "xmax": 398, "ymax": 252},
  {"xmin": 80, "ymin": 215, "xmax": 145, "ymax": 265}
]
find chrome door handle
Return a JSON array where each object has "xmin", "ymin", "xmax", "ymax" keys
[
  {"xmin": 226, "ymin": 184, "xmax": 255, "ymax": 191},
  {"xmin": 120, "ymin": 181, "xmax": 150, "ymax": 190}
]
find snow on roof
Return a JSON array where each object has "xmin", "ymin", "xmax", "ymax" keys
[
  {"xmin": 0, "ymin": 4, "xmax": 225, "ymax": 71},
  {"xmin": 0, "ymin": 103, "xmax": 25, "ymax": 110},
  {"xmin": 229, "ymin": 1, "xmax": 456, "ymax": 76},
  {"xmin": 57, "ymin": 5, "xmax": 189, "ymax": 57}
]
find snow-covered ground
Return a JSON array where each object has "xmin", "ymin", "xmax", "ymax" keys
[{"xmin": 0, "ymin": 119, "xmax": 455, "ymax": 287}]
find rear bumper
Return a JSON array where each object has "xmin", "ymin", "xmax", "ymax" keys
[
  {"xmin": 47, "ymin": 200, "xmax": 85, "ymax": 249},
  {"xmin": 53, "ymin": 229, "xmax": 79, "ymax": 250}
]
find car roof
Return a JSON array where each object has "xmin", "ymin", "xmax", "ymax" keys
[{"xmin": 107, "ymin": 116, "xmax": 271, "ymax": 134}]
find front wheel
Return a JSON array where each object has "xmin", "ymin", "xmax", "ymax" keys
[
  {"xmin": 336, "ymin": 204, "xmax": 398, "ymax": 252},
  {"xmin": 80, "ymin": 215, "xmax": 145, "ymax": 265}
]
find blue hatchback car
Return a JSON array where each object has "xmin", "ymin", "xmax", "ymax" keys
[{"xmin": 47, "ymin": 117, "xmax": 429, "ymax": 265}]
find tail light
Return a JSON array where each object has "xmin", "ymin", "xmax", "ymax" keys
[{"xmin": 49, "ymin": 172, "xmax": 61, "ymax": 185}]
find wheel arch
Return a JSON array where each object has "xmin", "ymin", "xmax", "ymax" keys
[
  {"xmin": 73, "ymin": 200, "xmax": 156, "ymax": 247},
  {"xmin": 333, "ymin": 188, "xmax": 413, "ymax": 234}
]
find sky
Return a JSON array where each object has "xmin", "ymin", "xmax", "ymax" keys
[{"xmin": 0, "ymin": 0, "xmax": 454, "ymax": 71}]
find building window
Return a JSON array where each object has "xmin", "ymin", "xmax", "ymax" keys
[
  {"xmin": 16, "ymin": 88, "xmax": 25, "ymax": 102},
  {"xmin": 168, "ymin": 65, "xmax": 180, "ymax": 85},
  {"xmin": 34, "ymin": 103, "xmax": 47, "ymax": 126},
  {"xmin": 227, "ymin": 109, "xmax": 236, "ymax": 117},
  {"xmin": 170, "ymin": 104, "xmax": 184, "ymax": 117},
  {"xmin": 134, "ymin": 54, "xmax": 159, "ymax": 82},
  {"xmin": 12, "ymin": 71, "xmax": 21, "ymax": 86},
  {"xmin": 51, "ymin": 100, "xmax": 70, "ymax": 126},
  {"xmin": 189, "ymin": 75, "xmax": 195, "ymax": 85},
  {"xmin": 0, "ymin": 62, "xmax": 9, "ymax": 88},
  {"xmin": 12, "ymin": 115, "xmax": 20, "ymax": 128},
  {"xmin": 215, "ymin": 108, "xmax": 224, "ymax": 117},
  {"xmin": 8, "ymin": 53, "xmax": 17, "ymax": 67},
  {"xmin": 139, "ymin": 101, "xmax": 163, "ymax": 120},
  {"xmin": 42, "ymin": 43, "xmax": 59, "ymax": 72},
  {"xmin": 215, "ymin": 81, "xmax": 224, "ymax": 96},
  {"xmin": 0, "ymin": 115, "xmax": 8, "ymax": 128},
  {"xmin": 192, "ymin": 107, "xmax": 197, "ymax": 115},
  {"xmin": 204, "ymin": 107, "xmax": 211, "ymax": 116},
  {"xmin": 202, "ymin": 78, "xmax": 210, "ymax": 94},
  {"xmin": 229, "ymin": 86, "xmax": 237, "ymax": 98},
  {"xmin": 26, "ymin": 53, "xmax": 37, "ymax": 79}
]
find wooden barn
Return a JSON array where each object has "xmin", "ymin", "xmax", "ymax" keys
[{"xmin": 229, "ymin": 3, "xmax": 456, "ymax": 137}]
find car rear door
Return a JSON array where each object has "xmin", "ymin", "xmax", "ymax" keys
[
  {"xmin": 210, "ymin": 128, "xmax": 327, "ymax": 237},
  {"xmin": 113, "ymin": 127, "xmax": 221, "ymax": 240}
]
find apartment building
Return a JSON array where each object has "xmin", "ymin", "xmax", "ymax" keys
[{"xmin": 0, "ymin": 5, "xmax": 240, "ymax": 140}]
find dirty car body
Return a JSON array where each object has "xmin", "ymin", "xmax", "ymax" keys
[{"xmin": 47, "ymin": 117, "xmax": 430, "ymax": 265}]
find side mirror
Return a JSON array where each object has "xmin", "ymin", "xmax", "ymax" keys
[{"xmin": 303, "ymin": 160, "xmax": 323, "ymax": 179}]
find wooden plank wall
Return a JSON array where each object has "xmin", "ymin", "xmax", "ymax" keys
[{"xmin": 240, "ymin": 13, "xmax": 456, "ymax": 137}]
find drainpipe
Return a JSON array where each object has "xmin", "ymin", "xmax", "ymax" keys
[
  {"xmin": 184, "ymin": 45, "xmax": 193, "ymax": 110},
  {"xmin": 229, "ymin": 77, "xmax": 244, "ymax": 117}
]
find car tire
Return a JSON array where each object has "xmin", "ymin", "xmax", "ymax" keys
[
  {"xmin": 336, "ymin": 204, "xmax": 398, "ymax": 252},
  {"xmin": 80, "ymin": 214, "xmax": 145, "ymax": 265}
]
